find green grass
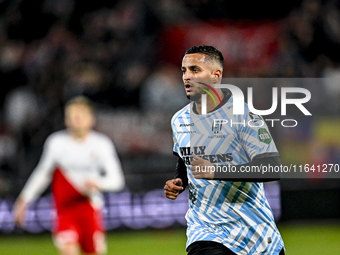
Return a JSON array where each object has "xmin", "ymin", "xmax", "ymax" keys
[
  {"xmin": 279, "ymin": 221, "xmax": 340, "ymax": 255},
  {"xmin": 0, "ymin": 228, "xmax": 187, "ymax": 255},
  {"xmin": 1, "ymin": 221, "xmax": 340, "ymax": 255},
  {"xmin": 108, "ymin": 228, "xmax": 187, "ymax": 255}
]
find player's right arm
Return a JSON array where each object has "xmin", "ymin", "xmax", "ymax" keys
[
  {"xmin": 165, "ymin": 115, "xmax": 188, "ymax": 200},
  {"xmin": 165, "ymin": 154, "xmax": 188, "ymax": 199},
  {"xmin": 13, "ymin": 135, "xmax": 56, "ymax": 227}
]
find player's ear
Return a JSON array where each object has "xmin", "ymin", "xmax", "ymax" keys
[
  {"xmin": 214, "ymin": 69, "xmax": 222, "ymax": 78},
  {"xmin": 213, "ymin": 69, "xmax": 222, "ymax": 84}
]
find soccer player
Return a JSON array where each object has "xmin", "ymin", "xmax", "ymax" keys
[
  {"xmin": 164, "ymin": 45, "xmax": 285, "ymax": 255},
  {"xmin": 13, "ymin": 96, "xmax": 125, "ymax": 255}
]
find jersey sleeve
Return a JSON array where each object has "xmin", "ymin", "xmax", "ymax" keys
[
  {"xmin": 95, "ymin": 137, "xmax": 125, "ymax": 192},
  {"xmin": 173, "ymin": 132, "xmax": 180, "ymax": 155},
  {"xmin": 171, "ymin": 115, "xmax": 180, "ymax": 155},
  {"xmin": 237, "ymin": 104, "xmax": 279, "ymax": 161},
  {"xmin": 19, "ymin": 135, "xmax": 56, "ymax": 204}
]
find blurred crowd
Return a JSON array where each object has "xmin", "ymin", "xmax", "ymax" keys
[{"xmin": 0, "ymin": 0, "xmax": 340, "ymax": 196}]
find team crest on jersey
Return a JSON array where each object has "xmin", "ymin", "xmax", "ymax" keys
[
  {"xmin": 212, "ymin": 119, "xmax": 223, "ymax": 134},
  {"xmin": 258, "ymin": 128, "xmax": 272, "ymax": 144}
]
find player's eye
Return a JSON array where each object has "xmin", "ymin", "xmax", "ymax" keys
[
  {"xmin": 193, "ymin": 68, "xmax": 199, "ymax": 73},
  {"xmin": 181, "ymin": 69, "xmax": 186, "ymax": 74}
]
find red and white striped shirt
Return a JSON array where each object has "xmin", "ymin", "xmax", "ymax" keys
[{"xmin": 20, "ymin": 130, "xmax": 125, "ymax": 211}]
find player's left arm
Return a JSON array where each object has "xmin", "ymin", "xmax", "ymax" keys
[
  {"xmin": 13, "ymin": 135, "xmax": 56, "ymax": 227},
  {"xmin": 165, "ymin": 114, "xmax": 188, "ymax": 199},
  {"xmin": 92, "ymin": 137, "xmax": 125, "ymax": 192}
]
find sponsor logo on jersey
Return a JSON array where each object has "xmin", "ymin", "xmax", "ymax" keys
[
  {"xmin": 258, "ymin": 128, "xmax": 272, "ymax": 144},
  {"xmin": 177, "ymin": 131, "xmax": 196, "ymax": 134},
  {"xmin": 179, "ymin": 123, "xmax": 195, "ymax": 127},
  {"xmin": 180, "ymin": 146, "xmax": 233, "ymax": 165},
  {"xmin": 208, "ymin": 134, "xmax": 226, "ymax": 139}
]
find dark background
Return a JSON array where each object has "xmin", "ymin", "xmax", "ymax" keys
[{"xmin": 0, "ymin": 0, "xmax": 340, "ymax": 227}]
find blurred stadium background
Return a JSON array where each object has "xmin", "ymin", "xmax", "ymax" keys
[{"xmin": 0, "ymin": 0, "xmax": 340, "ymax": 254}]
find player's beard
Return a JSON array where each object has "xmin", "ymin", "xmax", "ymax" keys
[{"xmin": 186, "ymin": 88, "xmax": 205, "ymax": 102}]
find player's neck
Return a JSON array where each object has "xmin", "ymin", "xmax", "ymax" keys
[
  {"xmin": 69, "ymin": 130, "xmax": 90, "ymax": 141},
  {"xmin": 195, "ymin": 89, "xmax": 225, "ymax": 114}
]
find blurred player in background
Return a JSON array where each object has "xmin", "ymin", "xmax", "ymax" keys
[
  {"xmin": 13, "ymin": 96, "xmax": 125, "ymax": 255},
  {"xmin": 165, "ymin": 45, "xmax": 285, "ymax": 255}
]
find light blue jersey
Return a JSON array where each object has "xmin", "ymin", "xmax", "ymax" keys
[{"xmin": 171, "ymin": 94, "xmax": 284, "ymax": 255}]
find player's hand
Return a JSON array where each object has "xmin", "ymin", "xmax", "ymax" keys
[
  {"xmin": 13, "ymin": 198, "xmax": 27, "ymax": 227},
  {"xmin": 190, "ymin": 153, "xmax": 215, "ymax": 180},
  {"xmin": 164, "ymin": 178, "xmax": 183, "ymax": 200}
]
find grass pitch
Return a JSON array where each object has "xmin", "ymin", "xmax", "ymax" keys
[{"xmin": 1, "ymin": 221, "xmax": 340, "ymax": 255}]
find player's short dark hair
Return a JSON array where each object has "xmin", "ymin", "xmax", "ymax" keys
[{"xmin": 185, "ymin": 45, "xmax": 224, "ymax": 70}]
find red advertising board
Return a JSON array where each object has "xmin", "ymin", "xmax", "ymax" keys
[{"xmin": 160, "ymin": 20, "xmax": 281, "ymax": 75}]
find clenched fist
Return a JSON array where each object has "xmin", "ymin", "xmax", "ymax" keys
[{"xmin": 164, "ymin": 178, "xmax": 183, "ymax": 200}]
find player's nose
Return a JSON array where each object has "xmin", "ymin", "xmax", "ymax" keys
[{"xmin": 183, "ymin": 71, "xmax": 192, "ymax": 81}]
